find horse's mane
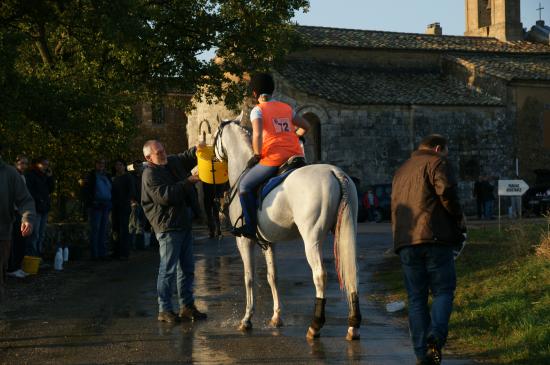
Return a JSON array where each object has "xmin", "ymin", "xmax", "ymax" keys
[{"xmin": 228, "ymin": 122, "xmax": 253, "ymax": 151}]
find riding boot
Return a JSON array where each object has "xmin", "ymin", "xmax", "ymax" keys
[{"xmin": 231, "ymin": 192, "xmax": 257, "ymax": 239}]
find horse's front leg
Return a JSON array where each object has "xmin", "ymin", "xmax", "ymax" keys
[
  {"xmin": 237, "ymin": 237, "xmax": 255, "ymax": 331},
  {"xmin": 263, "ymin": 244, "xmax": 283, "ymax": 327}
]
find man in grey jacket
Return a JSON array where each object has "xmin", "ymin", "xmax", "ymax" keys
[
  {"xmin": 141, "ymin": 140, "xmax": 206, "ymax": 323},
  {"xmin": 0, "ymin": 144, "xmax": 35, "ymax": 302}
]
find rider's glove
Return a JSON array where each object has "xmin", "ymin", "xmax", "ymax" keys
[{"xmin": 247, "ymin": 154, "xmax": 261, "ymax": 169}]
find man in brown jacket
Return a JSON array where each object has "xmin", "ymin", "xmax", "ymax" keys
[{"xmin": 391, "ymin": 134, "xmax": 466, "ymax": 365}]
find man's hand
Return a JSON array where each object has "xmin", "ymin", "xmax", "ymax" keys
[
  {"xmin": 187, "ymin": 174, "xmax": 201, "ymax": 184},
  {"xmin": 247, "ymin": 155, "xmax": 261, "ymax": 169},
  {"xmin": 21, "ymin": 221, "xmax": 33, "ymax": 237}
]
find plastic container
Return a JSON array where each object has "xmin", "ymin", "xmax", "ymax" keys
[
  {"xmin": 54, "ymin": 248, "xmax": 63, "ymax": 271},
  {"xmin": 386, "ymin": 301, "xmax": 406, "ymax": 313},
  {"xmin": 196, "ymin": 146, "xmax": 228, "ymax": 184},
  {"xmin": 21, "ymin": 256, "xmax": 41, "ymax": 275}
]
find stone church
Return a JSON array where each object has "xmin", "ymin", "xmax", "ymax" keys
[{"xmin": 182, "ymin": 0, "xmax": 550, "ymax": 212}]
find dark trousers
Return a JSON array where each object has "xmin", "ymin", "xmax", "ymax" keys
[
  {"xmin": 112, "ymin": 206, "xmax": 131, "ymax": 259},
  {"xmin": 399, "ymin": 244, "xmax": 456, "ymax": 361},
  {"xmin": 476, "ymin": 199, "xmax": 484, "ymax": 219},
  {"xmin": 203, "ymin": 183, "xmax": 224, "ymax": 236},
  {"xmin": 0, "ymin": 240, "xmax": 11, "ymax": 302},
  {"xmin": 8, "ymin": 214, "xmax": 26, "ymax": 272}
]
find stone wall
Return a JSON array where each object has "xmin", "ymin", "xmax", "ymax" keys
[
  {"xmin": 279, "ymin": 77, "xmax": 513, "ymax": 213},
  {"xmin": 514, "ymin": 83, "xmax": 550, "ymax": 184},
  {"xmin": 131, "ymin": 95, "xmax": 189, "ymax": 160},
  {"xmin": 186, "ymin": 99, "xmax": 249, "ymax": 147},
  {"xmin": 464, "ymin": 0, "xmax": 523, "ymax": 41}
]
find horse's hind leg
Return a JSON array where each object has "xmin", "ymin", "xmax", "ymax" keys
[
  {"xmin": 346, "ymin": 292, "xmax": 361, "ymax": 340},
  {"xmin": 237, "ymin": 238, "xmax": 255, "ymax": 331},
  {"xmin": 303, "ymin": 239, "xmax": 327, "ymax": 339},
  {"xmin": 263, "ymin": 244, "xmax": 283, "ymax": 327}
]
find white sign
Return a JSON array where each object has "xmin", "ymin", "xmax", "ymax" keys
[{"xmin": 498, "ymin": 180, "xmax": 529, "ymax": 196}]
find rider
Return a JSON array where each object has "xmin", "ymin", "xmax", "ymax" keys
[{"xmin": 231, "ymin": 72, "xmax": 310, "ymax": 239}]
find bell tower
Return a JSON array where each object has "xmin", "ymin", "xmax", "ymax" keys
[{"xmin": 465, "ymin": 0, "xmax": 524, "ymax": 41}]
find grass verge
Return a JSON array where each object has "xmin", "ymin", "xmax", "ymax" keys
[{"xmin": 374, "ymin": 222, "xmax": 550, "ymax": 364}]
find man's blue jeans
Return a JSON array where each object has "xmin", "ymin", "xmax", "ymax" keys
[
  {"xmin": 26, "ymin": 212, "xmax": 48, "ymax": 256},
  {"xmin": 89, "ymin": 204, "xmax": 110, "ymax": 258},
  {"xmin": 156, "ymin": 230, "xmax": 194, "ymax": 312},
  {"xmin": 399, "ymin": 244, "xmax": 456, "ymax": 361}
]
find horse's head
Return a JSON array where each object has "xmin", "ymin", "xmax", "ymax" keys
[{"xmin": 213, "ymin": 112, "xmax": 246, "ymax": 162}]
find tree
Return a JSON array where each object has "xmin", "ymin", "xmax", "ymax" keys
[{"xmin": 0, "ymin": 0, "xmax": 309, "ymax": 220}]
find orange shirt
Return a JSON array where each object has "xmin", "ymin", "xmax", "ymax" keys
[{"xmin": 255, "ymin": 101, "xmax": 303, "ymax": 166}]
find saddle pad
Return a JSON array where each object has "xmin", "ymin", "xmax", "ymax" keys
[{"xmin": 259, "ymin": 169, "xmax": 296, "ymax": 203}]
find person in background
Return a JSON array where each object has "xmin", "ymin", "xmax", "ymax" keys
[
  {"xmin": 202, "ymin": 182, "xmax": 227, "ymax": 238},
  {"xmin": 25, "ymin": 157, "xmax": 54, "ymax": 257},
  {"xmin": 473, "ymin": 175, "xmax": 484, "ymax": 219},
  {"xmin": 481, "ymin": 176, "xmax": 495, "ymax": 220},
  {"xmin": 111, "ymin": 159, "xmax": 136, "ymax": 260},
  {"xmin": 362, "ymin": 186, "xmax": 379, "ymax": 222},
  {"xmin": 128, "ymin": 160, "xmax": 146, "ymax": 249},
  {"xmin": 0, "ymin": 144, "xmax": 35, "ymax": 302},
  {"xmin": 82, "ymin": 158, "xmax": 112, "ymax": 260},
  {"xmin": 392, "ymin": 134, "xmax": 466, "ymax": 365},
  {"xmin": 7, "ymin": 155, "xmax": 31, "ymax": 278}
]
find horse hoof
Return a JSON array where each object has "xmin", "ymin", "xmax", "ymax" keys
[
  {"xmin": 238, "ymin": 321, "xmax": 252, "ymax": 332},
  {"xmin": 346, "ymin": 327, "xmax": 360, "ymax": 341},
  {"xmin": 269, "ymin": 317, "xmax": 284, "ymax": 328},
  {"xmin": 306, "ymin": 326, "xmax": 320, "ymax": 339}
]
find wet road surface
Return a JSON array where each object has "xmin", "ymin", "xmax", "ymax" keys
[{"xmin": 0, "ymin": 224, "xmax": 472, "ymax": 364}]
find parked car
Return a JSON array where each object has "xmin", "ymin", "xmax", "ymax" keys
[{"xmin": 523, "ymin": 169, "xmax": 550, "ymax": 217}]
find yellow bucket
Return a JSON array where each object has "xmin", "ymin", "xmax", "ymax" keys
[
  {"xmin": 197, "ymin": 146, "xmax": 228, "ymax": 184},
  {"xmin": 21, "ymin": 256, "xmax": 41, "ymax": 275}
]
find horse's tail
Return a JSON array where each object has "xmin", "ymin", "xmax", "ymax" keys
[{"xmin": 331, "ymin": 169, "xmax": 359, "ymax": 301}]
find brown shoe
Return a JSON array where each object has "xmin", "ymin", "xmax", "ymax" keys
[
  {"xmin": 158, "ymin": 311, "xmax": 179, "ymax": 323},
  {"xmin": 179, "ymin": 303, "xmax": 207, "ymax": 321}
]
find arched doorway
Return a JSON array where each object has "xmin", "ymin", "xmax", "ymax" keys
[{"xmin": 302, "ymin": 112, "xmax": 321, "ymax": 162}]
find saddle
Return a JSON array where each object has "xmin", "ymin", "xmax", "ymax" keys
[{"xmin": 258, "ymin": 156, "xmax": 307, "ymax": 209}]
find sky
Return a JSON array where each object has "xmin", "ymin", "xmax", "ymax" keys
[{"xmin": 293, "ymin": 0, "xmax": 549, "ymax": 35}]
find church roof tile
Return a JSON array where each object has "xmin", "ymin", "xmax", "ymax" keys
[
  {"xmin": 298, "ymin": 26, "xmax": 550, "ymax": 54},
  {"xmin": 277, "ymin": 60, "xmax": 503, "ymax": 106},
  {"xmin": 447, "ymin": 54, "xmax": 550, "ymax": 81}
]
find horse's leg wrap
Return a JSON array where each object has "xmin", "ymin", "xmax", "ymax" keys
[
  {"xmin": 310, "ymin": 297, "xmax": 326, "ymax": 331},
  {"xmin": 348, "ymin": 292, "xmax": 362, "ymax": 329}
]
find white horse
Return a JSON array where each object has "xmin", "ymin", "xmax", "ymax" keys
[{"xmin": 214, "ymin": 119, "xmax": 361, "ymax": 340}]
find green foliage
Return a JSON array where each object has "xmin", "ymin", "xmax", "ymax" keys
[
  {"xmin": 0, "ymin": 0, "xmax": 309, "ymax": 219},
  {"xmin": 452, "ymin": 224, "xmax": 550, "ymax": 364}
]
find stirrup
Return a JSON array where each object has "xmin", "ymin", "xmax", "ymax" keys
[{"xmin": 231, "ymin": 226, "xmax": 256, "ymax": 239}]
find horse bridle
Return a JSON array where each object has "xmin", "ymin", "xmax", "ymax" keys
[{"xmin": 212, "ymin": 120, "xmax": 247, "ymax": 220}]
